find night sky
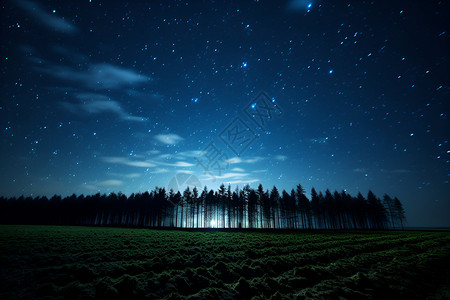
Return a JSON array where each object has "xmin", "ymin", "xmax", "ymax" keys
[{"xmin": 1, "ymin": 0, "xmax": 448, "ymax": 227}]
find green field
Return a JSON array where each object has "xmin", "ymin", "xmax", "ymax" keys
[{"xmin": 1, "ymin": 226, "xmax": 449, "ymax": 299}]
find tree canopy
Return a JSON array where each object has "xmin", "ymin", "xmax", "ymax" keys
[{"xmin": 0, "ymin": 185, "xmax": 406, "ymax": 230}]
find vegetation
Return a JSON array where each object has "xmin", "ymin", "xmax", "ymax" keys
[
  {"xmin": 0, "ymin": 184, "xmax": 405, "ymax": 230},
  {"xmin": 1, "ymin": 225, "xmax": 449, "ymax": 299}
]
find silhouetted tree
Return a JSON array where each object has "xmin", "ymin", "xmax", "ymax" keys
[
  {"xmin": 256, "ymin": 184, "xmax": 265, "ymax": 228},
  {"xmin": 383, "ymin": 194, "xmax": 396, "ymax": 228},
  {"xmin": 280, "ymin": 190, "xmax": 290, "ymax": 228},
  {"xmin": 0, "ymin": 183, "xmax": 403, "ymax": 230},
  {"xmin": 238, "ymin": 186, "xmax": 248, "ymax": 228},
  {"xmin": 367, "ymin": 190, "xmax": 387, "ymax": 229},
  {"xmin": 192, "ymin": 186, "xmax": 199, "ymax": 228},
  {"xmin": 183, "ymin": 187, "xmax": 193, "ymax": 228},
  {"xmin": 290, "ymin": 189, "xmax": 297, "ymax": 229},
  {"xmin": 248, "ymin": 188, "xmax": 258, "ymax": 229},
  {"xmin": 270, "ymin": 186, "xmax": 280, "ymax": 229},
  {"xmin": 394, "ymin": 197, "xmax": 406, "ymax": 229},
  {"xmin": 297, "ymin": 184, "xmax": 311, "ymax": 229},
  {"xmin": 311, "ymin": 188, "xmax": 321, "ymax": 229}
]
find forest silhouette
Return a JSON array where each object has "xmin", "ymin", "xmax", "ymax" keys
[{"xmin": 0, "ymin": 184, "xmax": 405, "ymax": 230}]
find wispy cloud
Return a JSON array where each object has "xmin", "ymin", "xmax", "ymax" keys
[
  {"xmin": 245, "ymin": 157, "xmax": 264, "ymax": 163},
  {"xmin": 82, "ymin": 179, "xmax": 123, "ymax": 191},
  {"xmin": 200, "ymin": 172, "xmax": 250, "ymax": 182},
  {"xmin": 226, "ymin": 156, "xmax": 264, "ymax": 164},
  {"xmin": 52, "ymin": 45, "xmax": 87, "ymax": 63},
  {"xmin": 173, "ymin": 161, "xmax": 195, "ymax": 167},
  {"xmin": 124, "ymin": 173, "xmax": 141, "ymax": 178},
  {"xmin": 150, "ymin": 168, "xmax": 169, "ymax": 174},
  {"xmin": 16, "ymin": 0, "xmax": 78, "ymax": 34},
  {"xmin": 82, "ymin": 184, "xmax": 98, "ymax": 191},
  {"xmin": 214, "ymin": 172, "xmax": 249, "ymax": 179},
  {"xmin": 108, "ymin": 172, "xmax": 142, "ymax": 178},
  {"xmin": 177, "ymin": 150, "xmax": 204, "ymax": 158},
  {"xmin": 102, "ymin": 157, "xmax": 155, "ymax": 168},
  {"xmin": 275, "ymin": 155, "xmax": 288, "ymax": 161},
  {"xmin": 147, "ymin": 150, "xmax": 161, "ymax": 155},
  {"xmin": 38, "ymin": 63, "xmax": 151, "ymax": 90},
  {"xmin": 226, "ymin": 157, "xmax": 242, "ymax": 164},
  {"xmin": 231, "ymin": 167, "xmax": 245, "ymax": 172},
  {"xmin": 102, "ymin": 155, "xmax": 195, "ymax": 170},
  {"xmin": 172, "ymin": 170, "xmax": 194, "ymax": 175},
  {"xmin": 154, "ymin": 134, "xmax": 184, "ymax": 145},
  {"xmin": 98, "ymin": 180, "xmax": 123, "ymax": 186},
  {"xmin": 200, "ymin": 172, "xmax": 260, "ymax": 185},
  {"xmin": 62, "ymin": 93, "xmax": 147, "ymax": 122},
  {"xmin": 153, "ymin": 151, "xmax": 203, "ymax": 160},
  {"xmin": 224, "ymin": 179, "xmax": 259, "ymax": 185},
  {"xmin": 153, "ymin": 160, "xmax": 195, "ymax": 168}
]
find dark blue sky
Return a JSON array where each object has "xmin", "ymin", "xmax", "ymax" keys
[{"xmin": 1, "ymin": 0, "xmax": 448, "ymax": 227}]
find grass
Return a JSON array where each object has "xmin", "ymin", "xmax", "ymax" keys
[{"xmin": 0, "ymin": 225, "xmax": 449, "ymax": 299}]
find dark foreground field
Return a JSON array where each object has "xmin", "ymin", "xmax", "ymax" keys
[{"xmin": 1, "ymin": 226, "xmax": 449, "ymax": 299}]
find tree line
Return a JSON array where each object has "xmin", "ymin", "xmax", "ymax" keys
[{"xmin": 0, "ymin": 184, "xmax": 406, "ymax": 230}]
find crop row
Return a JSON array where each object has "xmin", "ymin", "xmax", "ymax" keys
[{"xmin": 1, "ymin": 226, "xmax": 449, "ymax": 299}]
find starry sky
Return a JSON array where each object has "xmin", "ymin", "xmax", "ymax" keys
[{"xmin": 1, "ymin": 0, "xmax": 448, "ymax": 227}]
